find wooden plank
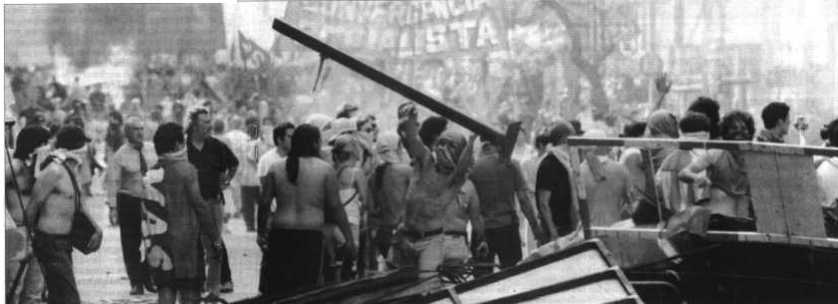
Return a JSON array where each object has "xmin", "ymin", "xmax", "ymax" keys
[
  {"xmin": 477, "ymin": 268, "xmax": 641, "ymax": 304},
  {"xmin": 775, "ymin": 154, "xmax": 827, "ymax": 237},
  {"xmin": 744, "ymin": 152, "xmax": 789, "ymax": 235},
  {"xmin": 567, "ymin": 137, "xmax": 838, "ymax": 157},
  {"xmin": 592, "ymin": 227, "xmax": 838, "ymax": 248}
]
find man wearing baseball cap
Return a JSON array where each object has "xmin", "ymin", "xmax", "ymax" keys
[{"xmin": 26, "ymin": 125, "xmax": 102, "ymax": 304}]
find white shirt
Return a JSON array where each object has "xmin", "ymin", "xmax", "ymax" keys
[
  {"xmin": 817, "ymin": 158, "xmax": 838, "ymax": 208},
  {"xmin": 257, "ymin": 147, "xmax": 285, "ymax": 179}
]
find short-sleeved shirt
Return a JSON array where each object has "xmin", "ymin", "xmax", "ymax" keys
[
  {"xmin": 582, "ymin": 157, "xmax": 631, "ymax": 226},
  {"xmin": 257, "ymin": 148, "xmax": 285, "ymax": 178},
  {"xmin": 536, "ymin": 154, "xmax": 574, "ymax": 236},
  {"xmin": 469, "ymin": 154, "xmax": 526, "ymax": 229},
  {"xmin": 692, "ymin": 149, "xmax": 749, "ymax": 198},
  {"xmin": 187, "ymin": 136, "xmax": 239, "ymax": 201}
]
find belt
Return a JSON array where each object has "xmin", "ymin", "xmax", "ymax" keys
[
  {"xmin": 444, "ymin": 231, "xmax": 468, "ymax": 237},
  {"xmin": 403, "ymin": 228, "xmax": 443, "ymax": 240}
]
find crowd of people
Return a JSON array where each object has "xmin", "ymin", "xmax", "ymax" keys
[{"xmin": 6, "ymin": 68, "xmax": 838, "ymax": 304}]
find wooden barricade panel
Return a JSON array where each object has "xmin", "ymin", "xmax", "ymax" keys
[
  {"xmin": 745, "ymin": 151, "xmax": 826, "ymax": 237},
  {"xmin": 746, "ymin": 152, "xmax": 789, "ymax": 235},
  {"xmin": 775, "ymin": 154, "xmax": 826, "ymax": 237}
]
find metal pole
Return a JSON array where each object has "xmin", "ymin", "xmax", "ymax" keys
[{"xmin": 271, "ymin": 18, "xmax": 517, "ymax": 154}]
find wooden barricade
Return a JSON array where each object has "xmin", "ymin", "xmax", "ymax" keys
[{"xmin": 745, "ymin": 149, "xmax": 827, "ymax": 237}]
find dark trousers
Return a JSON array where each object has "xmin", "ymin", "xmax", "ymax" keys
[
  {"xmin": 373, "ymin": 226, "xmax": 395, "ymax": 258},
  {"xmin": 473, "ymin": 224, "xmax": 522, "ymax": 277},
  {"xmin": 32, "ymin": 231, "xmax": 79, "ymax": 304},
  {"xmin": 117, "ymin": 193, "xmax": 147, "ymax": 286},
  {"xmin": 219, "ymin": 242, "xmax": 232, "ymax": 284},
  {"xmin": 240, "ymin": 186, "xmax": 260, "ymax": 231},
  {"xmin": 261, "ymin": 229, "xmax": 323, "ymax": 296}
]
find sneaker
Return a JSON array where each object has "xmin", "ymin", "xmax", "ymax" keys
[{"xmin": 220, "ymin": 281, "xmax": 234, "ymax": 293}]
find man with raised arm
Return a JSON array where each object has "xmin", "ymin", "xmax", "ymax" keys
[{"xmin": 396, "ymin": 103, "xmax": 477, "ymax": 279}]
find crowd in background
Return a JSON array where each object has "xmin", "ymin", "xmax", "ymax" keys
[{"xmin": 5, "ymin": 61, "xmax": 838, "ymax": 304}]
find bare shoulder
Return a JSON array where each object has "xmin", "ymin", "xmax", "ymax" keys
[
  {"xmin": 318, "ymin": 159, "xmax": 339, "ymax": 174},
  {"xmin": 38, "ymin": 163, "xmax": 64, "ymax": 182},
  {"xmin": 392, "ymin": 163, "xmax": 413, "ymax": 174}
]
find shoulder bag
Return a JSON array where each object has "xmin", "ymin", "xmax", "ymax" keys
[{"xmin": 54, "ymin": 157, "xmax": 101, "ymax": 254}]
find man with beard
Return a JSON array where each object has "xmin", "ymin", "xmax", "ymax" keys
[
  {"xmin": 26, "ymin": 126, "xmax": 103, "ymax": 304},
  {"xmin": 396, "ymin": 104, "xmax": 477, "ymax": 280}
]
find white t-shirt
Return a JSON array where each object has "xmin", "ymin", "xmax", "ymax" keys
[
  {"xmin": 817, "ymin": 158, "xmax": 838, "ymax": 208},
  {"xmin": 257, "ymin": 148, "xmax": 285, "ymax": 179}
]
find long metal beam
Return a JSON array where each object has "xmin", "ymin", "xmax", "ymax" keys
[{"xmin": 271, "ymin": 18, "xmax": 517, "ymax": 155}]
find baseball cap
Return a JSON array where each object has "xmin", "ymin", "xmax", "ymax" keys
[{"xmin": 55, "ymin": 125, "xmax": 90, "ymax": 150}]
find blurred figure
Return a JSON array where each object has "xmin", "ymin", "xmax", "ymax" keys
[
  {"xmin": 680, "ymin": 111, "xmax": 756, "ymax": 226},
  {"xmin": 257, "ymin": 123, "xmax": 295, "ymax": 179},
  {"xmin": 658, "ymin": 112, "xmax": 713, "ymax": 211},
  {"xmin": 687, "ymin": 97, "xmax": 721, "ymax": 139},
  {"xmin": 621, "ymin": 110, "xmax": 679, "ymax": 224},
  {"xmin": 817, "ymin": 119, "xmax": 838, "ymax": 235},
  {"xmin": 367, "ymin": 132, "xmax": 411, "ymax": 267},
  {"xmin": 6, "ymin": 123, "xmax": 51, "ymax": 304},
  {"xmin": 331, "ymin": 134, "xmax": 370, "ymax": 280},
  {"xmin": 240, "ymin": 117, "xmax": 270, "ymax": 232},
  {"xmin": 152, "ymin": 123, "xmax": 222, "ymax": 304},
  {"xmin": 580, "ymin": 130, "xmax": 633, "ymax": 226}
]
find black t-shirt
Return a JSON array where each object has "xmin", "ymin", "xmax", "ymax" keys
[
  {"xmin": 187, "ymin": 137, "xmax": 239, "ymax": 201},
  {"xmin": 536, "ymin": 154, "xmax": 574, "ymax": 236}
]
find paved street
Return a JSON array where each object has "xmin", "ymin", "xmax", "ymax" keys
[{"xmin": 73, "ymin": 190, "xmax": 261, "ymax": 304}]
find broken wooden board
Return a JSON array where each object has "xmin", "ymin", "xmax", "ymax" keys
[{"xmin": 382, "ymin": 240, "xmax": 639, "ymax": 304}]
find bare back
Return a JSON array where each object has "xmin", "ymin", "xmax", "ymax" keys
[{"xmin": 268, "ymin": 157, "xmax": 331, "ymax": 230}]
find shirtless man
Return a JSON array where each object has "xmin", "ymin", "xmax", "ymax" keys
[
  {"xmin": 25, "ymin": 126, "xmax": 103, "ymax": 304},
  {"xmin": 397, "ymin": 104, "xmax": 477, "ymax": 278}
]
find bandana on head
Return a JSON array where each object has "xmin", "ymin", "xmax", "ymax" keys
[{"xmin": 647, "ymin": 110, "xmax": 679, "ymax": 139}]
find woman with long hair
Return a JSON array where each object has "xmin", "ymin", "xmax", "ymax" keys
[
  {"xmin": 258, "ymin": 124, "xmax": 355, "ymax": 295},
  {"xmin": 331, "ymin": 134, "xmax": 370, "ymax": 279}
]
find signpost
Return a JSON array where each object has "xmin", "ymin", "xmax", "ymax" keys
[{"xmin": 272, "ymin": 18, "xmax": 520, "ymax": 158}]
